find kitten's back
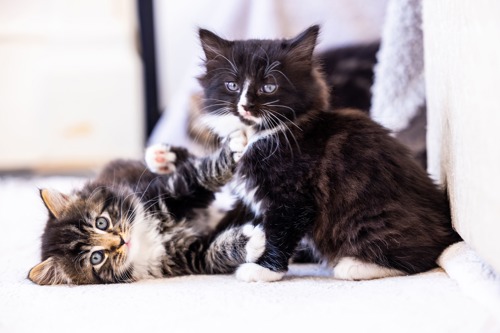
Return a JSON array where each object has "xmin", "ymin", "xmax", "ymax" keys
[{"xmin": 308, "ymin": 109, "xmax": 460, "ymax": 273}]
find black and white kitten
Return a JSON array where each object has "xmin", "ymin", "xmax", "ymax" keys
[
  {"xmin": 197, "ymin": 25, "xmax": 461, "ymax": 282},
  {"xmin": 29, "ymin": 135, "xmax": 265, "ymax": 285}
]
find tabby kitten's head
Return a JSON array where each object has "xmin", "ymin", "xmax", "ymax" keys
[
  {"xmin": 198, "ymin": 25, "xmax": 329, "ymax": 137},
  {"xmin": 29, "ymin": 185, "xmax": 142, "ymax": 285}
]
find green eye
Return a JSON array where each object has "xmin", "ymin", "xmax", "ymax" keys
[
  {"xmin": 95, "ymin": 217, "xmax": 109, "ymax": 230},
  {"xmin": 90, "ymin": 250, "xmax": 105, "ymax": 266},
  {"xmin": 262, "ymin": 84, "xmax": 277, "ymax": 94},
  {"xmin": 225, "ymin": 81, "xmax": 240, "ymax": 92}
]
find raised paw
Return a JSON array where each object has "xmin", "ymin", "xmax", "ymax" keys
[
  {"xmin": 236, "ymin": 263, "xmax": 285, "ymax": 282},
  {"xmin": 145, "ymin": 143, "xmax": 177, "ymax": 175},
  {"xmin": 228, "ymin": 130, "xmax": 248, "ymax": 162},
  {"xmin": 242, "ymin": 224, "xmax": 266, "ymax": 263}
]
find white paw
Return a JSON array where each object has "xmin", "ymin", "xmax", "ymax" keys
[
  {"xmin": 236, "ymin": 263, "xmax": 285, "ymax": 282},
  {"xmin": 145, "ymin": 143, "xmax": 177, "ymax": 175},
  {"xmin": 228, "ymin": 130, "xmax": 247, "ymax": 162},
  {"xmin": 333, "ymin": 257, "xmax": 404, "ymax": 281},
  {"xmin": 242, "ymin": 224, "xmax": 266, "ymax": 263}
]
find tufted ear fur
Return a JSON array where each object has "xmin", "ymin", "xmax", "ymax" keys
[
  {"xmin": 199, "ymin": 28, "xmax": 232, "ymax": 61},
  {"xmin": 40, "ymin": 189, "xmax": 69, "ymax": 219},
  {"xmin": 28, "ymin": 257, "xmax": 71, "ymax": 285},
  {"xmin": 288, "ymin": 25, "xmax": 320, "ymax": 64}
]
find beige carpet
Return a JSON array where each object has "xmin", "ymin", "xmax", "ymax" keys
[{"xmin": 0, "ymin": 176, "xmax": 498, "ymax": 333}]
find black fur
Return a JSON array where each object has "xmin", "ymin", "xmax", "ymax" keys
[
  {"xmin": 318, "ymin": 42, "xmax": 379, "ymax": 112},
  {"xmin": 198, "ymin": 25, "xmax": 461, "ymax": 277}
]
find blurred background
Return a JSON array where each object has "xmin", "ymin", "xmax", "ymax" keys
[
  {"xmin": 0, "ymin": 0, "xmax": 142, "ymax": 171},
  {"xmin": 0, "ymin": 0, "xmax": 388, "ymax": 172}
]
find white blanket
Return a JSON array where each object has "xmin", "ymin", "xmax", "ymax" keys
[{"xmin": 370, "ymin": 0, "xmax": 425, "ymax": 133}]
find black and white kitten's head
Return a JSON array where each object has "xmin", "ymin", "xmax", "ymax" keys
[
  {"xmin": 198, "ymin": 25, "xmax": 329, "ymax": 137},
  {"xmin": 29, "ymin": 185, "xmax": 160, "ymax": 285}
]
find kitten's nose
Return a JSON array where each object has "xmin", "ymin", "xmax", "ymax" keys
[
  {"xmin": 242, "ymin": 103, "xmax": 254, "ymax": 111},
  {"xmin": 118, "ymin": 236, "xmax": 126, "ymax": 248}
]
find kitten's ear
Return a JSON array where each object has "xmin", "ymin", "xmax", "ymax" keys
[
  {"xmin": 289, "ymin": 25, "xmax": 320, "ymax": 62},
  {"xmin": 199, "ymin": 28, "xmax": 232, "ymax": 60},
  {"xmin": 40, "ymin": 188, "xmax": 69, "ymax": 220},
  {"xmin": 28, "ymin": 257, "xmax": 70, "ymax": 285}
]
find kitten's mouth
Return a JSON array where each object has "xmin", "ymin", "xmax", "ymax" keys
[{"xmin": 238, "ymin": 110, "xmax": 260, "ymax": 125}]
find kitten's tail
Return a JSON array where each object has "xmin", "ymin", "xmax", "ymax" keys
[{"xmin": 437, "ymin": 241, "xmax": 500, "ymax": 315}]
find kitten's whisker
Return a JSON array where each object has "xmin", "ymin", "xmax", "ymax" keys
[
  {"xmin": 265, "ymin": 108, "xmax": 302, "ymax": 131},
  {"xmin": 262, "ymin": 100, "xmax": 280, "ymax": 106},
  {"xmin": 269, "ymin": 68, "xmax": 294, "ymax": 88},
  {"xmin": 265, "ymin": 111, "xmax": 301, "ymax": 156},
  {"xmin": 124, "ymin": 176, "xmax": 162, "ymax": 227},
  {"xmin": 204, "ymin": 98, "xmax": 235, "ymax": 104},
  {"xmin": 132, "ymin": 167, "xmax": 149, "ymax": 198},
  {"xmin": 204, "ymin": 44, "xmax": 239, "ymax": 75},
  {"xmin": 201, "ymin": 107, "xmax": 231, "ymax": 116},
  {"xmin": 205, "ymin": 67, "xmax": 238, "ymax": 78},
  {"xmin": 266, "ymin": 103, "xmax": 298, "ymax": 119},
  {"xmin": 200, "ymin": 103, "xmax": 232, "ymax": 112},
  {"xmin": 119, "ymin": 190, "xmax": 141, "ymax": 223},
  {"xmin": 264, "ymin": 60, "xmax": 281, "ymax": 78},
  {"xmin": 261, "ymin": 115, "xmax": 281, "ymax": 160}
]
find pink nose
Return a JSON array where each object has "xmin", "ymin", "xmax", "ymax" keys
[{"xmin": 242, "ymin": 103, "xmax": 255, "ymax": 111}]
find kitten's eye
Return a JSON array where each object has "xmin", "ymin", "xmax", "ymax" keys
[
  {"xmin": 261, "ymin": 84, "xmax": 277, "ymax": 94},
  {"xmin": 95, "ymin": 217, "xmax": 110, "ymax": 230},
  {"xmin": 225, "ymin": 81, "xmax": 240, "ymax": 92},
  {"xmin": 90, "ymin": 250, "xmax": 105, "ymax": 266}
]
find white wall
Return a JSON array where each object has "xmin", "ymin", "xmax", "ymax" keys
[
  {"xmin": 424, "ymin": 0, "xmax": 500, "ymax": 273},
  {"xmin": 0, "ymin": 0, "xmax": 144, "ymax": 171}
]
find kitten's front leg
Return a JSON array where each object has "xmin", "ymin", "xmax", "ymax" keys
[
  {"xmin": 228, "ymin": 129, "xmax": 247, "ymax": 162},
  {"xmin": 194, "ymin": 129, "xmax": 247, "ymax": 191},
  {"xmin": 236, "ymin": 205, "xmax": 313, "ymax": 282},
  {"xmin": 145, "ymin": 130, "xmax": 247, "ymax": 190}
]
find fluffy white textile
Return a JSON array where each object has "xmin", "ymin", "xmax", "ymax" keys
[{"xmin": 370, "ymin": 0, "xmax": 425, "ymax": 132}]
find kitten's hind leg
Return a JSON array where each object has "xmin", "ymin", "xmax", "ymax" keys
[
  {"xmin": 333, "ymin": 257, "xmax": 405, "ymax": 281},
  {"xmin": 203, "ymin": 223, "xmax": 266, "ymax": 274}
]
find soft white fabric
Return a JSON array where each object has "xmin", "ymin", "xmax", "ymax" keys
[
  {"xmin": 439, "ymin": 242, "xmax": 500, "ymax": 316},
  {"xmin": 1, "ymin": 176, "xmax": 499, "ymax": 333},
  {"xmin": 370, "ymin": 0, "xmax": 425, "ymax": 132}
]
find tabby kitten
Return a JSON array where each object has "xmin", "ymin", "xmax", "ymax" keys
[
  {"xmin": 197, "ymin": 25, "xmax": 461, "ymax": 282},
  {"xmin": 29, "ymin": 136, "xmax": 265, "ymax": 285}
]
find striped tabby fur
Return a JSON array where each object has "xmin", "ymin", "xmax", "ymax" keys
[{"xmin": 29, "ymin": 140, "xmax": 263, "ymax": 285}]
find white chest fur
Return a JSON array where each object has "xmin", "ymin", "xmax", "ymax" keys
[
  {"xmin": 128, "ymin": 207, "xmax": 166, "ymax": 279},
  {"xmin": 231, "ymin": 174, "xmax": 263, "ymax": 216}
]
